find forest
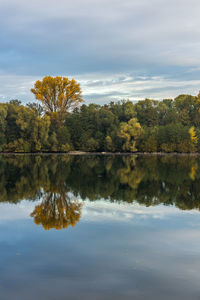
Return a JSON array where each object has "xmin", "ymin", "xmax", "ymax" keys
[
  {"xmin": 1, "ymin": 93, "xmax": 200, "ymax": 153},
  {"xmin": 0, "ymin": 76, "xmax": 200, "ymax": 153}
]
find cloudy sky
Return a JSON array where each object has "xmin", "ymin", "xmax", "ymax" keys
[{"xmin": 1, "ymin": 0, "xmax": 200, "ymax": 104}]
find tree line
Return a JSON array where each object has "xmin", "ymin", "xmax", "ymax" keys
[{"xmin": 1, "ymin": 76, "xmax": 200, "ymax": 152}]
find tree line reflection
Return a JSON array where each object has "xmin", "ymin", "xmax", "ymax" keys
[{"xmin": 0, "ymin": 154, "xmax": 200, "ymax": 230}]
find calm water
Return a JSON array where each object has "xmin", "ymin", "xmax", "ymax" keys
[{"xmin": 1, "ymin": 154, "xmax": 200, "ymax": 300}]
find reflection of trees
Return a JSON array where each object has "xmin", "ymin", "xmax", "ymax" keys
[
  {"xmin": 30, "ymin": 192, "xmax": 82, "ymax": 230},
  {"xmin": 1, "ymin": 154, "xmax": 200, "ymax": 213},
  {"xmin": 189, "ymin": 162, "xmax": 198, "ymax": 180},
  {"xmin": 117, "ymin": 156, "xmax": 144, "ymax": 189}
]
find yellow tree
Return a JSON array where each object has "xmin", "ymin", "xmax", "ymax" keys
[
  {"xmin": 189, "ymin": 126, "xmax": 198, "ymax": 152},
  {"xmin": 31, "ymin": 76, "xmax": 83, "ymax": 121},
  {"xmin": 118, "ymin": 118, "xmax": 143, "ymax": 152}
]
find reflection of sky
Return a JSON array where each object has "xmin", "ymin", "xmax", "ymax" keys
[
  {"xmin": 0, "ymin": 199, "xmax": 200, "ymax": 299},
  {"xmin": 0, "ymin": 199, "xmax": 199, "ymax": 223},
  {"xmin": 82, "ymin": 200, "xmax": 200, "ymax": 222}
]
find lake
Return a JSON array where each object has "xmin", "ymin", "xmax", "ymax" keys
[{"xmin": 0, "ymin": 154, "xmax": 200, "ymax": 299}]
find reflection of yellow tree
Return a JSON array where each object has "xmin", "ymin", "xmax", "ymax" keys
[
  {"xmin": 30, "ymin": 192, "xmax": 82, "ymax": 230},
  {"xmin": 189, "ymin": 163, "xmax": 198, "ymax": 180},
  {"xmin": 118, "ymin": 156, "xmax": 144, "ymax": 189}
]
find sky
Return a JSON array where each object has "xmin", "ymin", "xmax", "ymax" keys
[{"xmin": 1, "ymin": 0, "xmax": 200, "ymax": 104}]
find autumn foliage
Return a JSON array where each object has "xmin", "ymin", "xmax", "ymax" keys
[
  {"xmin": 1, "ymin": 84, "xmax": 200, "ymax": 152},
  {"xmin": 31, "ymin": 76, "xmax": 83, "ymax": 123}
]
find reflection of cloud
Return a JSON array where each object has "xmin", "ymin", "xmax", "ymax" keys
[
  {"xmin": 0, "ymin": 200, "xmax": 40, "ymax": 222},
  {"xmin": 0, "ymin": 199, "xmax": 200, "ymax": 224},
  {"xmin": 81, "ymin": 200, "xmax": 200, "ymax": 223},
  {"xmin": 1, "ymin": 199, "xmax": 200, "ymax": 299}
]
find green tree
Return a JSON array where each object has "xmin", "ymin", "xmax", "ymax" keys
[{"xmin": 0, "ymin": 104, "xmax": 8, "ymax": 151}]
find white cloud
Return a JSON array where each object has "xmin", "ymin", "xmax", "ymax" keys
[
  {"xmin": 0, "ymin": 74, "xmax": 37, "ymax": 101},
  {"xmin": 0, "ymin": 200, "xmax": 40, "ymax": 222},
  {"xmin": 0, "ymin": 198, "xmax": 199, "ymax": 224},
  {"xmin": 1, "ymin": 73, "xmax": 200, "ymax": 104},
  {"xmin": 81, "ymin": 199, "xmax": 199, "ymax": 223}
]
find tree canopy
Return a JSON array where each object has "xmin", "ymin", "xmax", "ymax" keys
[
  {"xmin": 31, "ymin": 76, "xmax": 83, "ymax": 120},
  {"xmin": 1, "ymin": 91, "xmax": 200, "ymax": 153}
]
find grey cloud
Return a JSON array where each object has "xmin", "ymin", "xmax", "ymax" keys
[
  {"xmin": 0, "ymin": 0, "xmax": 200, "ymax": 102},
  {"xmin": 1, "ymin": 0, "xmax": 200, "ymax": 73}
]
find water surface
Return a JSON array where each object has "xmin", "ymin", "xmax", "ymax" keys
[{"xmin": 0, "ymin": 154, "xmax": 200, "ymax": 299}]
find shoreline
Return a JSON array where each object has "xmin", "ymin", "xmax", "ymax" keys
[{"xmin": 1, "ymin": 151, "xmax": 200, "ymax": 156}]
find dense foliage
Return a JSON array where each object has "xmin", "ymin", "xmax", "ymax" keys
[{"xmin": 1, "ymin": 93, "xmax": 200, "ymax": 152}]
